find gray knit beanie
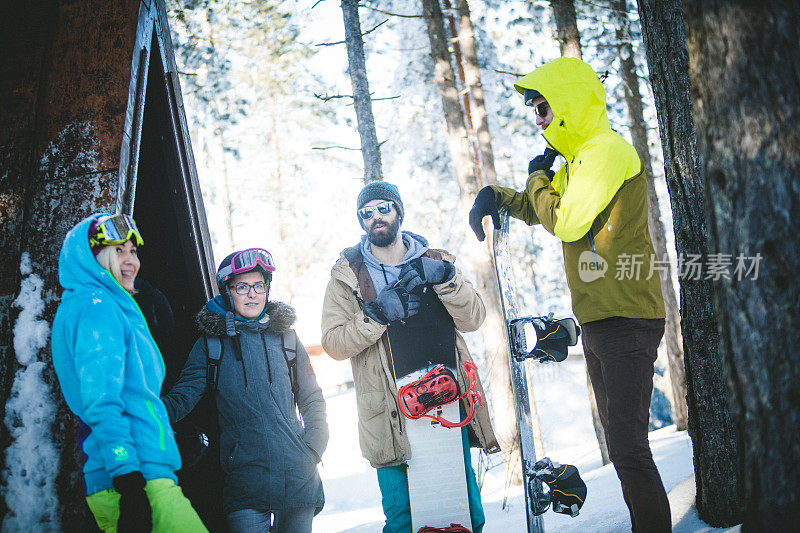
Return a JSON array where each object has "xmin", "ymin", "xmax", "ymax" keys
[{"xmin": 356, "ymin": 181, "xmax": 404, "ymax": 222}]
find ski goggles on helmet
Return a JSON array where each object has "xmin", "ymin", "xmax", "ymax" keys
[
  {"xmin": 89, "ymin": 214, "xmax": 144, "ymax": 248},
  {"xmin": 357, "ymin": 201, "xmax": 395, "ymax": 221},
  {"xmin": 217, "ymin": 247, "xmax": 276, "ymax": 286}
]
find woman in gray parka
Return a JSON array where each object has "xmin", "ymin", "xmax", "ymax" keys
[{"xmin": 163, "ymin": 248, "xmax": 328, "ymax": 533}]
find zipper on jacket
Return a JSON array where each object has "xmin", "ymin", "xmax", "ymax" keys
[
  {"xmin": 259, "ymin": 332, "xmax": 272, "ymax": 384},
  {"xmin": 232, "ymin": 335, "xmax": 248, "ymax": 389},
  {"xmin": 386, "ymin": 336, "xmax": 403, "ymax": 435},
  {"xmin": 588, "ymin": 229, "xmax": 599, "ymax": 270},
  {"xmin": 553, "ymin": 140, "xmax": 600, "ymax": 270}
]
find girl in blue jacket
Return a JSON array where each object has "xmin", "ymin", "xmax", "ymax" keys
[{"xmin": 51, "ymin": 213, "xmax": 206, "ymax": 533}]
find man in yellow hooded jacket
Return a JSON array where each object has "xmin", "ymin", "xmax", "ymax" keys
[{"xmin": 469, "ymin": 57, "xmax": 671, "ymax": 532}]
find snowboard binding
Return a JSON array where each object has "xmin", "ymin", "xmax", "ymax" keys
[
  {"xmin": 417, "ymin": 524, "xmax": 471, "ymax": 533},
  {"xmin": 397, "ymin": 362, "xmax": 483, "ymax": 428},
  {"xmin": 528, "ymin": 457, "xmax": 587, "ymax": 518},
  {"xmin": 508, "ymin": 313, "xmax": 581, "ymax": 363}
]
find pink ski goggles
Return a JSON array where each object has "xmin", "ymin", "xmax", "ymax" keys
[{"xmin": 217, "ymin": 248, "xmax": 276, "ymax": 286}]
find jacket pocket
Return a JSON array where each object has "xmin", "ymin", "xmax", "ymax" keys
[
  {"xmin": 221, "ymin": 439, "xmax": 240, "ymax": 474},
  {"xmin": 355, "ymin": 390, "xmax": 392, "ymax": 462}
]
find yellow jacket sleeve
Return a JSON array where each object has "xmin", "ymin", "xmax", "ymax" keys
[{"xmin": 533, "ymin": 139, "xmax": 640, "ymax": 242}]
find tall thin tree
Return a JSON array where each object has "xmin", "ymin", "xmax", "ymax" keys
[
  {"xmin": 612, "ymin": 0, "xmax": 688, "ymax": 430},
  {"xmin": 682, "ymin": 0, "xmax": 800, "ymax": 528},
  {"xmin": 636, "ymin": 0, "xmax": 742, "ymax": 525},
  {"xmin": 454, "ymin": 0, "xmax": 496, "ymax": 186},
  {"xmin": 419, "ymin": 0, "xmax": 520, "ymax": 481},
  {"xmin": 341, "ymin": 0, "xmax": 383, "ymax": 183}
]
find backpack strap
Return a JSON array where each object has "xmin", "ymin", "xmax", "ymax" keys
[
  {"xmin": 204, "ymin": 336, "xmax": 224, "ymax": 393},
  {"xmin": 281, "ymin": 329, "xmax": 299, "ymax": 405}
]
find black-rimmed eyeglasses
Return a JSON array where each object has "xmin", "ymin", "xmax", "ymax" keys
[{"xmin": 231, "ymin": 282, "xmax": 268, "ymax": 295}]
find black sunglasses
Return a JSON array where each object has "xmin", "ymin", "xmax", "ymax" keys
[
  {"xmin": 358, "ymin": 201, "xmax": 395, "ymax": 220},
  {"xmin": 523, "ymin": 88, "xmax": 550, "ymax": 118},
  {"xmin": 533, "ymin": 101, "xmax": 550, "ymax": 119}
]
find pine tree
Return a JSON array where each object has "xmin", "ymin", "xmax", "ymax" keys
[
  {"xmin": 611, "ymin": 0, "xmax": 688, "ymax": 430},
  {"xmin": 420, "ymin": 0, "xmax": 525, "ymax": 484},
  {"xmin": 341, "ymin": 0, "xmax": 384, "ymax": 183},
  {"xmin": 682, "ymin": 0, "xmax": 800, "ymax": 528},
  {"xmin": 636, "ymin": 0, "xmax": 742, "ymax": 525}
]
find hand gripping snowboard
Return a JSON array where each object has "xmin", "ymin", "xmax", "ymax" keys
[
  {"xmin": 492, "ymin": 209, "xmax": 585, "ymax": 532},
  {"xmin": 388, "ymin": 284, "xmax": 473, "ymax": 532}
]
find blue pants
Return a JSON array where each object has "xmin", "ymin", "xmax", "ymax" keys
[
  {"xmin": 376, "ymin": 425, "xmax": 485, "ymax": 533},
  {"xmin": 226, "ymin": 507, "xmax": 315, "ymax": 533}
]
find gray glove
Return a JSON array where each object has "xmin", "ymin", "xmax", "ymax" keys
[
  {"xmin": 363, "ymin": 285, "xmax": 421, "ymax": 324},
  {"xmin": 399, "ymin": 257, "xmax": 455, "ymax": 293}
]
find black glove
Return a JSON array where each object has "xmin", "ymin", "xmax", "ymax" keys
[
  {"xmin": 363, "ymin": 285, "xmax": 421, "ymax": 325},
  {"xmin": 399, "ymin": 257, "xmax": 455, "ymax": 293},
  {"xmin": 468, "ymin": 186, "xmax": 500, "ymax": 242},
  {"xmin": 528, "ymin": 148, "xmax": 558, "ymax": 179},
  {"xmin": 113, "ymin": 471, "xmax": 152, "ymax": 533}
]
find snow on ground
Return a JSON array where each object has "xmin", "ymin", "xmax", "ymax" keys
[{"xmin": 313, "ymin": 361, "xmax": 741, "ymax": 533}]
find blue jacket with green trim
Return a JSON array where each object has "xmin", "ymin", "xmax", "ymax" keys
[{"xmin": 52, "ymin": 213, "xmax": 180, "ymax": 495}]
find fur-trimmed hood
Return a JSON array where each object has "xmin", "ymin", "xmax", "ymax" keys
[{"xmin": 195, "ymin": 299, "xmax": 297, "ymax": 337}]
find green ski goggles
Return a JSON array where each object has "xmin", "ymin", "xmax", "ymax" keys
[{"xmin": 89, "ymin": 214, "xmax": 144, "ymax": 248}]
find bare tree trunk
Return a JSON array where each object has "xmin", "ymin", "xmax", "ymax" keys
[
  {"xmin": 0, "ymin": 2, "xmax": 222, "ymax": 529},
  {"xmin": 613, "ymin": 0, "xmax": 688, "ymax": 431},
  {"xmin": 547, "ymin": 0, "xmax": 612, "ymax": 465},
  {"xmin": 420, "ymin": 0, "xmax": 519, "ymax": 480},
  {"xmin": 268, "ymin": 99, "xmax": 294, "ymax": 305},
  {"xmin": 441, "ymin": 0, "xmax": 481, "ymax": 178},
  {"xmin": 443, "ymin": 0, "xmax": 543, "ymax": 458},
  {"xmin": 215, "ymin": 127, "xmax": 236, "ymax": 250},
  {"xmin": 637, "ymin": 0, "xmax": 742, "ymax": 525},
  {"xmin": 452, "ymin": 0, "xmax": 497, "ymax": 186},
  {"xmin": 202, "ymin": 9, "xmax": 236, "ymax": 251},
  {"xmin": 550, "ymin": 0, "xmax": 582, "ymax": 58},
  {"xmin": 682, "ymin": 0, "xmax": 800, "ymax": 528},
  {"xmin": 341, "ymin": 0, "xmax": 383, "ymax": 183}
]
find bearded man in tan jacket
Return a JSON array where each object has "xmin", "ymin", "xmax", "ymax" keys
[{"xmin": 322, "ymin": 181, "xmax": 499, "ymax": 532}]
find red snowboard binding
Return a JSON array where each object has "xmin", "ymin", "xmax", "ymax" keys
[
  {"xmin": 417, "ymin": 524, "xmax": 471, "ymax": 533},
  {"xmin": 398, "ymin": 362, "xmax": 483, "ymax": 428}
]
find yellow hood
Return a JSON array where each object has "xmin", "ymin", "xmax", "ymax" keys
[{"xmin": 515, "ymin": 57, "xmax": 611, "ymax": 159}]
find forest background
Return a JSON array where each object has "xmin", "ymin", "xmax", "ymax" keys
[
  {"xmin": 166, "ymin": 0, "xmax": 672, "ymax": 348},
  {"xmin": 165, "ymin": 0, "xmax": 680, "ymax": 473},
  {"xmin": 2, "ymin": 0, "xmax": 797, "ymax": 531}
]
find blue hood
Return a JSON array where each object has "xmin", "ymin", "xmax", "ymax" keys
[{"xmin": 58, "ymin": 213, "xmax": 132, "ymax": 304}]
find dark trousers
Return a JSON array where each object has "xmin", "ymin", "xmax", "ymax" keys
[{"xmin": 582, "ymin": 317, "xmax": 672, "ymax": 533}]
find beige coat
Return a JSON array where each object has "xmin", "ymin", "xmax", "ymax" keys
[{"xmin": 321, "ymin": 247, "xmax": 500, "ymax": 468}]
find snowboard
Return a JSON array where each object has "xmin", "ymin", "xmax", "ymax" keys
[
  {"xmin": 388, "ymin": 285, "xmax": 472, "ymax": 532},
  {"xmin": 492, "ymin": 209, "xmax": 547, "ymax": 533}
]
